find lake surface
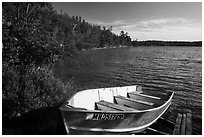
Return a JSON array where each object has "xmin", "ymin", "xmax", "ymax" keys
[{"xmin": 60, "ymin": 46, "xmax": 202, "ymax": 134}]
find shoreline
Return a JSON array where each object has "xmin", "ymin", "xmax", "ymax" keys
[
  {"xmin": 82, "ymin": 44, "xmax": 202, "ymax": 52},
  {"xmin": 82, "ymin": 45, "xmax": 129, "ymax": 52}
]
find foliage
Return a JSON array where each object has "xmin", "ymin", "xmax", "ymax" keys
[
  {"xmin": 3, "ymin": 3, "xmax": 55, "ymax": 66},
  {"xmin": 2, "ymin": 63, "xmax": 75, "ymax": 120}
]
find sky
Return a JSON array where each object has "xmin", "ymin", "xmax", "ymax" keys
[{"xmin": 52, "ymin": 2, "xmax": 202, "ymax": 41}]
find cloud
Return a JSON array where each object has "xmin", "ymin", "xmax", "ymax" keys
[
  {"xmin": 88, "ymin": 18, "xmax": 194, "ymax": 32},
  {"xmin": 117, "ymin": 18, "xmax": 192, "ymax": 32},
  {"xmin": 88, "ymin": 18, "xmax": 201, "ymax": 40},
  {"xmin": 127, "ymin": 25, "xmax": 202, "ymax": 41},
  {"xmin": 87, "ymin": 19, "xmax": 127, "ymax": 27}
]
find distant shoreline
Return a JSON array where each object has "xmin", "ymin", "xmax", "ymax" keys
[
  {"xmin": 81, "ymin": 42, "xmax": 202, "ymax": 52},
  {"xmin": 132, "ymin": 40, "xmax": 202, "ymax": 47}
]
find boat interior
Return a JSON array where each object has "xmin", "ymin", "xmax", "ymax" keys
[{"xmin": 67, "ymin": 85, "xmax": 170, "ymax": 112}]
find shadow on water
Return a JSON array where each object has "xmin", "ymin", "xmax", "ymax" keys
[{"xmin": 2, "ymin": 105, "xmax": 67, "ymax": 135}]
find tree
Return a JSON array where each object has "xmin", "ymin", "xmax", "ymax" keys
[
  {"xmin": 2, "ymin": 2, "xmax": 57, "ymax": 66},
  {"xmin": 118, "ymin": 30, "xmax": 132, "ymax": 46}
]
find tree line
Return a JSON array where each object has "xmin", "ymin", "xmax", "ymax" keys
[{"xmin": 132, "ymin": 40, "xmax": 202, "ymax": 47}]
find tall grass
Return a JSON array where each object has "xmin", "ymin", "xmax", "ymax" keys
[{"xmin": 2, "ymin": 62, "xmax": 76, "ymax": 120}]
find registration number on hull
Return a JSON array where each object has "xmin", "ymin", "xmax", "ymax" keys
[{"xmin": 86, "ymin": 113, "xmax": 125, "ymax": 120}]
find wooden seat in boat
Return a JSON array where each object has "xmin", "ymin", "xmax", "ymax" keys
[
  {"xmin": 132, "ymin": 91, "xmax": 169, "ymax": 101},
  {"xmin": 95, "ymin": 100, "xmax": 137, "ymax": 111},
  {"xmin": 129, "ymin": 92, "xmax": 161, "ymax": 99},
  {"xmin": 114, "ymin": 95, "xmax": 154, "ymax": 110},
  {"xmin": 128, "ymin": 92, "xmax": 163, "ymax": 106}
]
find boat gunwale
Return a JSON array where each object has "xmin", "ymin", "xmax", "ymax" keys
[{"xmin": 60, "ymin": 87, "xmax": 174, "ymax": 114}]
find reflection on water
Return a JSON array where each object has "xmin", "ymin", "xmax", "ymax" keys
[{"xmin": 61, "ymin": 46, "xmax": 202, "ymax": 133}]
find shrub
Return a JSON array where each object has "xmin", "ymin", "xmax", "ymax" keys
[
  {"xmin": 2, "ymin": 63, "xmax": 75, "ymax": 120},
  {"xmin": 2, "ymin": 62, "xmax": 20, "ymax": 119}
]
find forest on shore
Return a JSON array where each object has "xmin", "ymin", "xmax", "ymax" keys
[
  {"xmin": 132, "ymin": 40, "xmax": 201, "ymax": 47},
  {"xmin": 2, "ymin": 2, "xmax": 202, "ymax": 126}
]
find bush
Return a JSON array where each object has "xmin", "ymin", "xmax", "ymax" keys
[
  {"xmin": 2, "ymin": 63, "xmax": 75, "ymax": 120},
  {"xmin": 2, "ymin": 63, "xmax": 20, "ymax": 119}
]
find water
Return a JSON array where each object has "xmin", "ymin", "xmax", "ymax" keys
[{"xmin": 59, "ymin": 46, "xmax": 202, "ymax": 133}]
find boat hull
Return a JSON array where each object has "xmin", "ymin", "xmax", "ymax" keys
[{"xmin": 60, "ymin": 95, "xmax": 172, "ymax": 134}]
